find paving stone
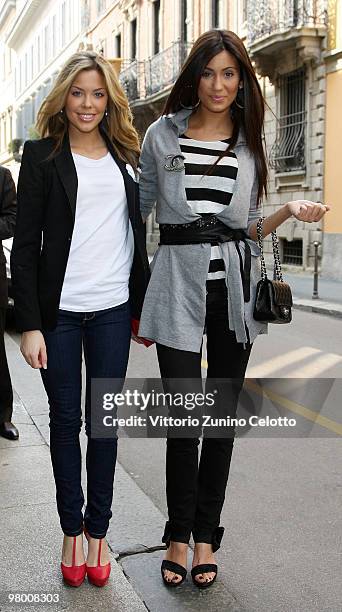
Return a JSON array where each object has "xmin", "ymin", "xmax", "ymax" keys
[{"xmin": 121, "ymin": 549, "xmax": 244, "ymax": 612}]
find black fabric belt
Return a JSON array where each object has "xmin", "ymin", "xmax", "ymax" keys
[{"xmin": 159, "ymin": 217, "xmax": 251, "ymax": 302}]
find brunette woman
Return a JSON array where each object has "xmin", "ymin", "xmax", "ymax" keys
[
  {"xmin": 137, "ymin": 30, "xmax": 329, "ymax": 588},
  {"xmin": 11, "ymin": 51, "xmax": 149, "ymax": 588}
]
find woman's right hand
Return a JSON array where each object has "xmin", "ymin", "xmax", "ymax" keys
[{"xmin": 20, "ymin": 331, "xmax": 47, "ymax": 369}]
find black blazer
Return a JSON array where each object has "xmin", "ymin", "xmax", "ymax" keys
[
  {"xmin": 0, "ymin": 166, "xmax": 16, "ymax": 308},
  {"xmin": 10, "ymin": 127, "xmax": 150, "ymax": 332}
]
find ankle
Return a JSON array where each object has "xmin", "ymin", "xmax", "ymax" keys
[
  {"xmin": 86, "ymin": 536, "xmax": 110, "ymax": 567},
  {"xmin": 169, "ymin": 540, "xmax": 188, "ymax": 548},
  {"xmin": 62, "ymin": 534, "xmax": 85, "ymax": 566},
  {"xmin": 165, "ymin": 541, "xmax": 188, "ymax": 562}
]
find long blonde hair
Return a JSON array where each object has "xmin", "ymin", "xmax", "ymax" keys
[{"xmin": 35, "ymin": 51, "xmax": 140, "ymax": 168}]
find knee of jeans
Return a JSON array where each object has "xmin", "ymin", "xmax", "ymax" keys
[
  {"xmin": 49, "ymin": 414, "xmax": 82, "ymax": 433},
  {"xmin": 85, "ymin": 429, "xmax": 118, "ymax": 443}
]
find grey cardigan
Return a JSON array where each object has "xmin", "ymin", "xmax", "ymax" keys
[{"xmin": 138, "ymin": 108, "xmax": 268, "ymax": 351}]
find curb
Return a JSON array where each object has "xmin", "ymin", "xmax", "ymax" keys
[
  {"xmin": 292, "ymin": 299, "xmax": 342, "ymax": 319},
  {"xmin": 3, "ymin": 332, "xmax": 148, "ymax": 612}
]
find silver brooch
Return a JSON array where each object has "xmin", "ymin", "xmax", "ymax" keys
[{"xmin": 164, "ymin": 154, "xmax": 185, "ymax": 171}]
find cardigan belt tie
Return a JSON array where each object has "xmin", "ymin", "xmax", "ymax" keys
[{"xmin": 159, "ymin": 216, "xmax": 251, "ymax": 303}]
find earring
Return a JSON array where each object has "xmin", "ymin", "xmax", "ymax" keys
[
  {"xmin": 105, "ymin": 108, "xmax": 108, "ymax": 117},
  {"xmin": 234, "ymin": 88, "xmax": 244, "ymax": 110},
  {"xmin": 60, "ymin": 109, "xmax": 64, "ymax": 114},
  {"xmin": 179, "ymin": 85, "xmax": 200, "ymax": 110}
]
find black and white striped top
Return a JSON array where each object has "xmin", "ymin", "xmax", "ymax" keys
[{"xmin": 179, "ymin": 134, "xmax": 238, "ymax": 281}]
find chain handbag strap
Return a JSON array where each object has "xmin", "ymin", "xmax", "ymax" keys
[{"xmin": 256, "ymin": 217, "xmax": 284, "ymax": 282}]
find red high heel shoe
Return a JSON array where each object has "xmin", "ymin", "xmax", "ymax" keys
[
  {"xmin": 61, "ymin": 535, "xmax": 86, "ymax": 587},
  {"xmin": 84, "ymin": 529, "xmax": 111, "ymax": 587}
]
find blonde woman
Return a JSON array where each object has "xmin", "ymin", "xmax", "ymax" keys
[{"xmin": 11, "ymin": 51, "xmax": 150, "ymax": 587}]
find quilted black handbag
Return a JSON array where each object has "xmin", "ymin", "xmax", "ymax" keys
[{"xmin": 253, "ymin": 217, "xmax": 293, "ymax": 324}]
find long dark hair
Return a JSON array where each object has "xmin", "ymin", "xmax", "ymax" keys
[{"xmin": 163, "ymin": 30, "xmax": 268, "ymax": 206}]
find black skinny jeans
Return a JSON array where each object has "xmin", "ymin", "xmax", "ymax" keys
[{"xmin": 156, "ymin": 279, "xmax": 253, "ymax": 547}]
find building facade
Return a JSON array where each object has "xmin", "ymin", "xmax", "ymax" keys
[
  {"xmin": 0, "ymin": 0, "xmax": 83, "ymax": 177},
  {"xmin": 84, "ymin": 0, "xmax": 338, "ymax": 267},
  {"xmin": 321, "ymin": 0, "xmax": 342, "ymax": 278},
  {"xmin": 246, "ymin": 0, "xmax": 332, "ymax": 272},
  {"xmin": 0, "ymin": 0, "xmax": 341, "ymax": 277}
]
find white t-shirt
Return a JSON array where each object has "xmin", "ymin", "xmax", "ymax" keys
[{"xmin": 59, "ymin": 151, "xmax": 134, "ymax": 312}]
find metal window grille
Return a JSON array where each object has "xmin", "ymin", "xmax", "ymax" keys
[
  {"xmin": 282, "ymin": 239, "xmax": 303, "ymax": 265},
  {"xmin": 270, "ymin": 67, "xmax": 306, "ymax": 173}
]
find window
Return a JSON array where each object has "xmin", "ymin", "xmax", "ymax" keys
[
  {"xmin": 37, "ymin": 35, "xmax": 41, "ymax": 72},
  {"xmin": 115, "ymin": 33, "xmax": 122, "ymax": 58},
  {"xmin": 242, "ymin": 0, "xmax": 247, "ymax": 22},
  {"xmin": 61, "ymin": 2, "xmax": 66, "ymax": 46},
  {"xmin": 81, "ymin": 0, "xmax": 90, "ymax": 29},
  {"xmin": 212, "ymin": 0, "xmax": 224, "ymax": 28},
  {"xmin": 270, "ymin": 67, "xmax": 306, "ymax": 173},
  {"xmin": 0, "ymin": 45, "xmax": 4, "ymax": 81},
  {"xmin": 131, "ymin": 18, "xmax": 137, "ymax": 60},
  {"xmin": 97, "ymin": 0, "xmax": 106, "ymax": 15},
  {"xmin": 180, "ymin": 0, "xmax": 188, "ymax": 42},
  {"xmin": 24, "ymin": 52, "xmax": 28, "ymax": 86},
  {"xmin": 19, "ymin": 59, "xmax": 22, "ymax": 92},
  {"xmin": 282, "ymin": 239, "xmax": 303, "ymax": 266},
  {"xmin": 153, "ymin": 0, "xmax": 160, "ymax": 55},
  {"xmin": 30, "ymin": 45, "xmax": 33, "ymax": 81},
  {"xmin": 44, "ymin": 24, "xmax": 50, "ymax": 63},
  {"xmin": 52, "ymin": 15, "xmax": 57, "ymax": 56}
]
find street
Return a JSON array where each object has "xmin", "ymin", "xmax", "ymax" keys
[{"xmin": 3, "ymin": 307, "xmax": 342, "ymax": 612}]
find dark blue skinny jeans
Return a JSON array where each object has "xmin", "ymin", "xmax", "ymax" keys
[{"xmin": 40, "ymin": 302, "xmax": 131, "ymax": 539}]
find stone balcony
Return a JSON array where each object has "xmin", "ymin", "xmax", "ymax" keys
[{"xmin": 246, "ymin": 0, "xmax": 328, "ymax": 80}]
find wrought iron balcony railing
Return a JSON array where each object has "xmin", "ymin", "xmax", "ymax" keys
[
  {"xmin": 119, "ymin": 60, "xmax": 143, "ymax": 102},
  {"xmin": 247, "ymin": 0, "xmax": 328, "ymax": 46},
  {"xmin": 119, "ymin": 41, "xmax": 191, "ymax": 103},
  {"xmin": 144, "ymin": 40, "xmax": 191, "ymax": 98}
]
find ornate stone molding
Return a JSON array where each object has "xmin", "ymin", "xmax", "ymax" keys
[{"xmin": 118, "ymin": 0, "xmax": 139, "ymax": 18}]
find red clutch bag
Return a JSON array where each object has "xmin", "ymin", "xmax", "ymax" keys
[{"xmin": 131, "ymin": 319, "xmax": 154, "ymax": 347}]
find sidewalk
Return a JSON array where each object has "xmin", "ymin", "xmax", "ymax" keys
[
  {"xmin": 278, "ymin": 271, "xmax": 342, "ymax": 318},
  {"xmin": 0, "ymin": 334, "xmax": 243, "ymax": 612},
  {"xmin": 147, "ymin": 255, "xmax": 342, "ymax": 318},
  {"xmin": 0, "ymin": 339, "xmax": 148, "ymax": 612},
  {"xmin": 1, "ymin": 330, "xmax": 341, "ymax": 611}
]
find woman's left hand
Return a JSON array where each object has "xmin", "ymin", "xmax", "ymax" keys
[{"xmin": 287, "ymin": 200, "xmax": 331, "ymax": 222}]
